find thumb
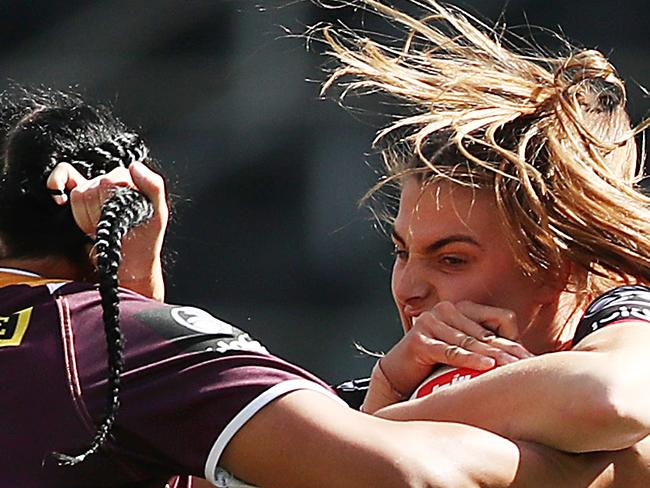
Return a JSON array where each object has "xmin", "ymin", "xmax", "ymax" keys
[{"xmin": 128, "ymin": 161, "xmax": 167, "ymax": 216}]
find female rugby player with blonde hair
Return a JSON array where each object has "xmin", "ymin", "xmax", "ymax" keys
[{"xmin": 319, "ymin": 0, "xmax": 650, "ymax": 479}]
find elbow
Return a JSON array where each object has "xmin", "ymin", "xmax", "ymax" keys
[
  {"xmin": 574, "ymin": 369, "xmax": 650, "ymax": 452},
  {"xmin": 605, "ymin": 376, "xmax": 650, "ymax": 449}
]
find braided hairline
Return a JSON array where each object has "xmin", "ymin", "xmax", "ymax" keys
[{"xmin": 45, "ymin": 133, "xmax": 149, "ymax": 180}]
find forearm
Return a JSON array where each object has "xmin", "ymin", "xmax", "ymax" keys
[
  {"xmin": 118, "ymin": 217, "xmax": 166, "ymax": 301},
  {"xmin": 221, "ymin": 389, "xmax": 594, "ymax": 488},
  {"xmin": 375, "ymin": 350, "xmax": 648, "ymax": 453},
  {"xmin": 222, "ymin": 390, "xmax": 456, "ymax": 487},
  {"xmin": 222, "ymin": 389, "xmax": 650, "ymax": 487}
]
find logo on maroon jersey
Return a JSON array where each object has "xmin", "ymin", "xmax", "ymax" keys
[
  {"xmin": 0, "ymin": 307, "xmax": 33, "ymax": 347},
  {"xmin": 170, "ymin": 306, "xmax": 235, "ymax": 335}
]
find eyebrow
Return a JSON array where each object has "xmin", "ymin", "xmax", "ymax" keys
[{"xmin": 391, "ymin": 228, "xmax": 483, "ymax": 253}]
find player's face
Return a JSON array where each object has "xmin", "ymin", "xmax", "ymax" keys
[{"xmin": 391, "ymin": 178, "xmax": 553, "ymax": 341}]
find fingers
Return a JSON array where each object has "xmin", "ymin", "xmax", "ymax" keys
[
  {"xmin": 46, "ymin": 163, "xmax": 86, "ymax": 205},
  {"xmin": 418, "ymin": 333, "xmax": 497, "ymax": 371},
  {"xmin": 48, "ymin": 162, "xmax": 137, "ymax": 235},
  {"xmin": 128, "ymin": 161, "xmax": 169, "ymax": 225},
  {"xmin": 438, "ymin": 302, "xmax": 532, "ymax": 361},
  {"xmin": 405, "ymin": 300, "xmax": 534, "ymax": 370},
  {"xmin": 411, "ymin": 313, "xmax": 508, "ymax": 371},
  {"xmin": 72, "ymin": 167, "xmax": 133, "ymax": 236},
  {"xmin": 455, "ymin": 300, "xmax": 521, "ymax": 341}
]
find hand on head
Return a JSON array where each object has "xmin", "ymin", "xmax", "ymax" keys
[{"xmin": 46, "ymin": 161, "xmax": 169, "ymax": 301}]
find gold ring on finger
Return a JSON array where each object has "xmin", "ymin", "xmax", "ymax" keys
[
  {"xmin": 444, "ymin": 345, "xmax": 462, "ymax": 361},
  {"xmin": 459, "ymin": 335, "xmax": 476, "ymax": 349}
]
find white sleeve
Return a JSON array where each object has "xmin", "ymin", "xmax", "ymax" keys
[{"xmin": 204, "ymin": 379, "xmax": 347, "ymax": 486}]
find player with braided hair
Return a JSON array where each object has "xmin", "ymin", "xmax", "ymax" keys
[
  {"xmin": 8, "ymin": 86, "xmax": 622, "ymax": 488},
  {"xmin": 0, "ymin": 86, "xmax": 170, "ymax": 473},
  {"xmin": 0, "ymin": 88, "xmax": 159, "ymax": 466}
]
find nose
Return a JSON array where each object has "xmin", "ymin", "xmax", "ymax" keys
[{"xmin": 391, "ymin": 257, "xmax": 434, "ymax": 318}]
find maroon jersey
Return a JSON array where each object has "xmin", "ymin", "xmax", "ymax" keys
[{"xmin": 0, "ymin": 268, "xmax": 341, "ymax": 487}]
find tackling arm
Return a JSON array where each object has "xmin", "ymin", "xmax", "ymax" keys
[{"xmin": 219, "ymin": 389, "xmax": 616, "ymax": 488}]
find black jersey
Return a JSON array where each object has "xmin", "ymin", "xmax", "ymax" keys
[
  {"xmin": 0, "ymin": 268, "xmax": 342, "ymax": 487},
  {"xmin": 572, "ymin": 285, "xmax": 650, "ymax": 346}
]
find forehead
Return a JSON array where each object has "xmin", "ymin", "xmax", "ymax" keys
[{"xmin": 394, "ymin": 178, "xmax": 501, "ymax": 242}]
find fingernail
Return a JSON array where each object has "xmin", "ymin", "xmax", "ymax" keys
[
  {"xmin": 501, "ymin": 354, "xmax": 519, "ymax": 364},
  {"xmin": 130, "ymin": 161, "xmax": 146, "ymax": 177},
  {"xmin": 53, "ymin": 194, "xmax": 68, "ymax": 205},
  {"xmin": 479, "ymin": 356, "xmax": 496, "ymax": 369}
]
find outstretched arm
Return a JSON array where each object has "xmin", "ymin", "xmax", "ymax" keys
[{"xmin": 219, "ymin": 389, "xmax": 616, "ymax": 488}]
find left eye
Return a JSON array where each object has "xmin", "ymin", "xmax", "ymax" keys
[{"xmin": 440, "ymin": 256, "xmax": 466, "ymax": 266}]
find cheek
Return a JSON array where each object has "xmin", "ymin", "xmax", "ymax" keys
[
  {"xmin": 437, "ymin": 279, "xmax": 495, "ymax": 304},
  {"xmin": 482, "ymin": 269, "xmax": 542, "ymax": 319},
  {"xmin": 456, "ymin": 256, "xmax": 535, "ymax": 309},
  {"xmin": 390, "ymin": 257, "xmax": 410, "ymax": 297}
]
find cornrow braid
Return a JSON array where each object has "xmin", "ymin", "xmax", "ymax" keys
[
  {"xmin": 52, "ymin": 187, "xmax": 153, "ymax": 466},
  {"xmin": 44, "ymin": 133, "xmax": 149, "ymax": 180}
]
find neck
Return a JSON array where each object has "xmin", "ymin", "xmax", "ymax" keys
[
  {"xmin": 0, "ymin": 256, "xmax": 89, "ymax": 281},
  {"xmin": 521, "ymin": 290, "xmax": 585, "ymax": 354}
]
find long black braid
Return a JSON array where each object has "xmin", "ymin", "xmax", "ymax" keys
[
  {"xmin": 0, "ymin": 87, "xmax": 156, "ymax": 465},
  {"xmin": 53, "ymin": 187, "xmax": 153, "ymax": 465}
]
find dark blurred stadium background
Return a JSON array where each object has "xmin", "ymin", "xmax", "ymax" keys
[{"xmin": 2, "ymin": 0, "xmax": 648, "ymax": 383}]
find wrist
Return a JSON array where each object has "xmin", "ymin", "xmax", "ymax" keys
[
  {"xmin": 380, "ymin": 344, "xmax": 433, "ymax": 396},
  {"xmin": 361, "ymin": 358, "xmax": 409, "ymax": 414}
]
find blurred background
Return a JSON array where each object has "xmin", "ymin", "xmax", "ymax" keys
[{"xmin": 2, "ymin": 0, "xmax": 648, "ymax": 383}]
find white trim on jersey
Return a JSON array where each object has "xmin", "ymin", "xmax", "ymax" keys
[
  {"xmin": 0, "ymin": 267, "xmax": 41, "ymax": 277},
  {"xmin": 46, "ymin": 282, "xmax": 67, "ymax": 294},
  {"xmin": 204, "ymin": 379, "xmax": 347, "ymax": 486}
]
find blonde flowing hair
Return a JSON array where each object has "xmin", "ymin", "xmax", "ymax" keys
[{"xmin": 318, "ymin": 0, "xmax": 650, "ymax": 297}]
